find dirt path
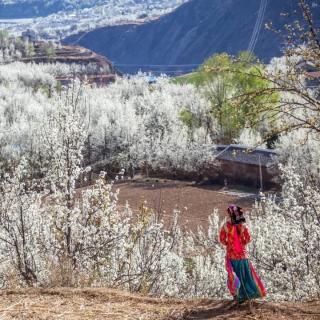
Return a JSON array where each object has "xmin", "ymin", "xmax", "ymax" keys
[
  {"xmin": 0, "ymin": 288, "xmax": 180, "ymax": 320},
  {"xmin": 0, "ymin": 288, "xmax": 318, "ymax": 320}
]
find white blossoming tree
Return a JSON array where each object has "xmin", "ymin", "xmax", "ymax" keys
[
  {"xmin": 0, "ymin": 159, "xmax": 48, "ymax": 286},
  {"xmin": 248, "ymin": 164, "xmax": 320, "ymax": 300}
]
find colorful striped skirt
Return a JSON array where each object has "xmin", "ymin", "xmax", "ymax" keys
[{"xmin": 226, "ymin": 258, "xmax": 266, "ymax": 302}]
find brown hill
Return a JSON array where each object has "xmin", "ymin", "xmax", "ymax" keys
[
  {"xmin": 22, "ymin": 41, "xmax": 118, "ymax": 86},
  {"xmin": 24, "ymin": 43, "xmax": 113, "ymax": 70}
]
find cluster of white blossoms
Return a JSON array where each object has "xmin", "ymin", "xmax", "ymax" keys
[
  {"xmin": 0, "ymin": 64, "xmax": 216, "ymax": 175},
  {"xmin": 1, "ymin": 131, "xmax": 319, "ymax": 301},
  {"xmin": 0, "ymin": 99, "xmax": 225, "ymax": 296},
  {"xmin": 248, "ymin": 163, "xmax": 320, "ymax": 301},
  {"xmin": 236, "ymin": 127, "xmax": 266, "ymax": 148}
]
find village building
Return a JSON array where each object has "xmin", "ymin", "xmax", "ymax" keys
[
  {"xmin": 21, "ymin": 29, "xmax": 38, "ymax": 41},
  {"xmin": 296, "ymin": 59, "xmax": 320, "ymax": 90},
  {"xmin": 215, "ymin": 145, "xmax": 279, "ymax": 190}
]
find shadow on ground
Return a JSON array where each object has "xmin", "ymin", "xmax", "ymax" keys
[{"xmin": 167, "ymin": 299, "xmax": 320, "ymax": 320}]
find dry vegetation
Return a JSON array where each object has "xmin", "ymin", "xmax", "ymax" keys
[{"xmin": 0, "ymin": 288, "xmax": 318, "ymax": 320}]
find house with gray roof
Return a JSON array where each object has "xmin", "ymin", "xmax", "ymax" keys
[{"xmin": 214, "ymin": 145, "xmax": 279, "ymax": 190}]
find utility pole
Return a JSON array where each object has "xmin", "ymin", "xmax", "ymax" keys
[{"xmin": 259, "ymin": 154, "xmax": 263, "ymax": 192}]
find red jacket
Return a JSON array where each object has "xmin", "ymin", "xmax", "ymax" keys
[{"xmin": 219, "ymin": 222, "xmax": 251, "ymax": 260}]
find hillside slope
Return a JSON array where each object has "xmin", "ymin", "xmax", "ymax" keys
[
  {"xmin": 0, "ymin": 288, "xmax": 319, "ymax": 319},
  {"xmin": 64, "ymin": 0, "xmax": 310, "ymax": 74}
]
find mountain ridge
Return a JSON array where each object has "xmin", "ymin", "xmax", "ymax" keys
[{"xmin": 64, "ymin": 0, "xmax": 308, "ymax": 74}]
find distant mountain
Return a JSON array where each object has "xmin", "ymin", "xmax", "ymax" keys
[
  {"xmin": 0, "ymin": 0, "xmax": 188, "ymax": 42},
  {"xmin": 64, "ymin": 0, "xmax": 317, "ymax": 74}
]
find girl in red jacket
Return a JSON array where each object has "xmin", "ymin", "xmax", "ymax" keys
[{"xmin": 219, "ymin": 205, "xmax": 266, "ymax": 303}]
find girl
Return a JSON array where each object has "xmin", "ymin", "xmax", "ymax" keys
[{"xmin": 219, "ymin": 204, "xmax": 266, "ymax": 303}]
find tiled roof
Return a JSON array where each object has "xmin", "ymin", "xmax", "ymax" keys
[
  {"xmin": 306, "ymin": 71, "xmax": 320, "ymax": 79},
  {"xmin": 214, "ymin": 144, "xmax": 278, "ymax": 166}
]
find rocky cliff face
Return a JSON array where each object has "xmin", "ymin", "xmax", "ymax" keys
[{"xmin": 64, "ymin": 0, "xmax": 310, "ymax": 74}]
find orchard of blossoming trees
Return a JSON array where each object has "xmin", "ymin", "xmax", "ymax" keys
[
  {"xmin": 0, "ymin": 1, "xmax": 319, "ymax": 301},
  {"xmin": 0, "ymin": 63, "xmax": 214, "ymax": 176},
  {"xmin": 0, "ymin": 55, "xmax": 318, "ymax": 301}
]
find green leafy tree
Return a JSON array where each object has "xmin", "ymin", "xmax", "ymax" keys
[
  {"xmin": 200, "ymin": 52, "xmax": 278, "ymax": 143},
  {"xmin": 213, "ymin": 1, "xmax": 320, "ymax": 147},
  {"xmin": 179, "ymin": 109, "xmax": 201, "ymax": 141}
]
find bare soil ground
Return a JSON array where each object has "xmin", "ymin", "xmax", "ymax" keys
[
  {"xmin": 116, "ymin": 179, "xmax": 256, "ymax": 230},
  {"xmin": 0, "ymin": 288, "xmax": 318, "ymax": 320}
]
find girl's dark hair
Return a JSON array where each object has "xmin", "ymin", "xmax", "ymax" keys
[{"xmin": 228, "ymin": 205, "xmax": 246, "ymax": 225}]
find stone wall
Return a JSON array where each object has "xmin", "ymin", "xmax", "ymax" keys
[
  {"xmin": 148, "ymin": 160, "xmax": 279, "ymax": 190},
  {"xmin": 215, "ymin": 160, "xmax": 279, "ymax": 190}
]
